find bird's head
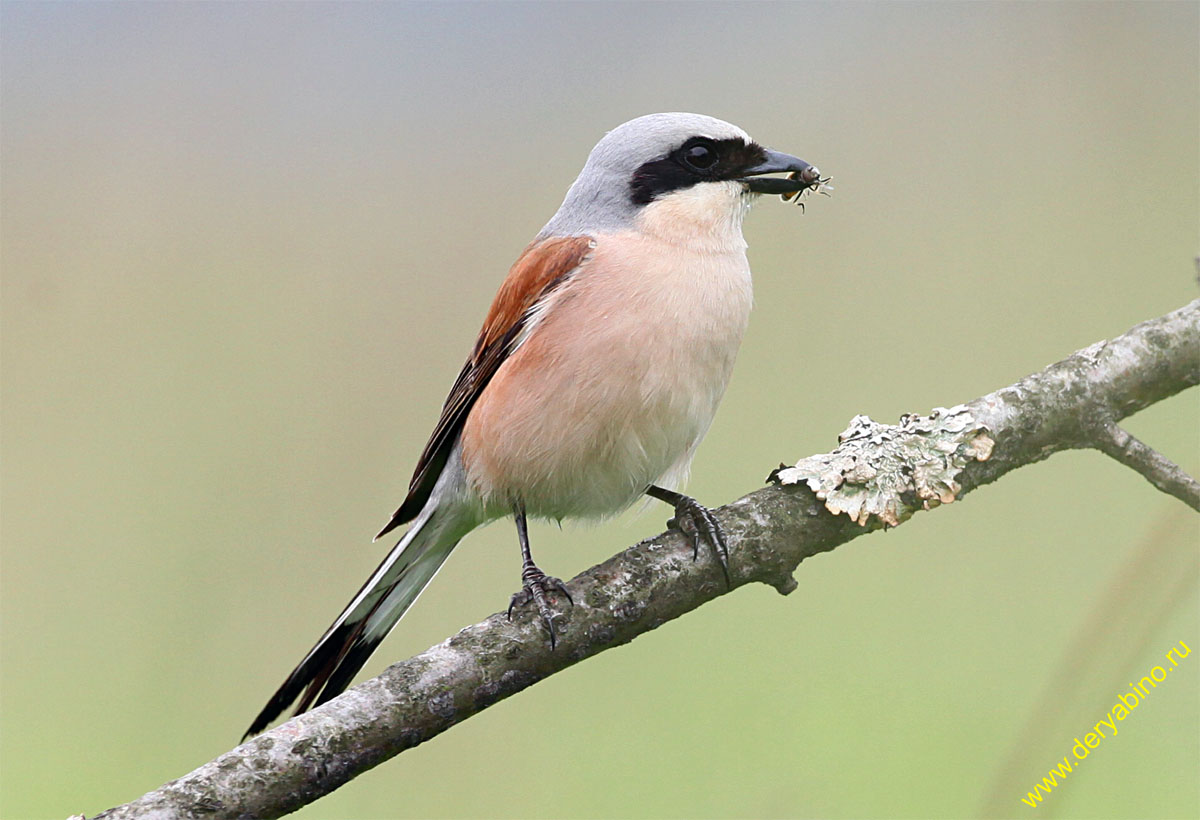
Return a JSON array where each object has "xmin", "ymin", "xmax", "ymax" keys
[{"xmin": 539, "ymin": 112, "xmax": 823, "ymax": 247}]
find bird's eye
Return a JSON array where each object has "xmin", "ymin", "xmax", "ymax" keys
[{"xmin": 682, "ymin": 142, "xmax": 718, "ymax": 171}]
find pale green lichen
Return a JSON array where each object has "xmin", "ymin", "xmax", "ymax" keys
[{"xmin": 774, "ymin": 405, "xmax": 994, "ymax": 527}]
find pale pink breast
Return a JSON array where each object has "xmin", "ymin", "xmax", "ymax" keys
[{"xmin": 461, "ymin": 232, "xmax": 752, "ymax": 521}]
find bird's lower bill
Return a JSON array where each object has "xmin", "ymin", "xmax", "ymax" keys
[{"xmin": 741, "ymin": 166, "xmax": 824, "ymax": 196}]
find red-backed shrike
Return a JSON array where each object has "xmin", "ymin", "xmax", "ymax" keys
[{"xmin": 247, "ymin": 113, "xmax": 822, "ymax": 736}]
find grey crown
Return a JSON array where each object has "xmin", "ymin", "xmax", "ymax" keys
[{"xmin": 538, "ymin": 113, "xmax": 752, "ymax": 239}]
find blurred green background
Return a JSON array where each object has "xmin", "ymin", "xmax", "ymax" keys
[{"xmin": 2, "ymin": 3, "xmax": 1197, "ymax": 818}]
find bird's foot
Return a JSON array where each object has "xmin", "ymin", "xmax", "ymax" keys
[
  {"xmin": 666, "ymin": 495, "xmax": 731, "ymax": 587},
  {"xmin": 508, "ymin": 567, "xmax": 573, "ymax": 649}
]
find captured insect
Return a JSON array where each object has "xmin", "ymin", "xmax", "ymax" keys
[{"xmin": 781, "ymin": 166, "xmax": 833, "ymax": 211}]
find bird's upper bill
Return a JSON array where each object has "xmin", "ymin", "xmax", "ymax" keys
[{"xmin": 738, "ymin": 149, "xmax": 827, "ymax": 197}]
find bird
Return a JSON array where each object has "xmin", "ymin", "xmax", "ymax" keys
[{"xmin": 245, "ymin": 112, "xmax": 823, "ymax": 738}]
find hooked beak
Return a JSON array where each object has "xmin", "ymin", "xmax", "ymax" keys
[{"xmin": 738, "ymin": 149, "xmax": 822, "ymax": 195}]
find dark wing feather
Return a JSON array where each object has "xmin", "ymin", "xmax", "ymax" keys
[{"xmin": 375, "ymin": 235, "xmax": 593, "ymax": 539}]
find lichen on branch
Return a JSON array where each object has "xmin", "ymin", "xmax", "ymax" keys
[{"xmin": 773, "ymin": 406, "xmax": 995, "ymax": 526}]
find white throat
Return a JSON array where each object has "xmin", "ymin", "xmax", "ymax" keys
[{"xmin": 635, "ymin": 181, "xmax": 753, "ymax": 254}]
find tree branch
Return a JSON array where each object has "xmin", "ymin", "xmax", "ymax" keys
[
  {"xmin": 90, "ymin": 299, "xmax": 1199, "ymax": 820},
  {"xmin": 1089, "ymin": 420, "xmax": 1200, "ymax": 511}
]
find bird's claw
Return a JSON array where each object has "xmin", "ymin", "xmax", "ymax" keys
[
  {"xmin": 507, "ymin": 569, "xmax": 572, "ymax": 649},
  {"xmin": 667, "ymin": 497, "xmax": 731, "ymax": 587}
]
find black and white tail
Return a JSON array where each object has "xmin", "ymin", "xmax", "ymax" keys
[{"xmin": 244, "ymin": 504, "xmax": 470, "ymax": 738}]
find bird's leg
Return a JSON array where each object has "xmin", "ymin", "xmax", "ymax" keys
[
  {"xmin": 645, "ymin": 485, "xmax": 730, "ymax": 586},
  {"xmin": 507, "ymin": 502, "xmax": 572, "ymax": 648}
]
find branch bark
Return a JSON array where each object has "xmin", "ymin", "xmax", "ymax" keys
[
  {"xmin": 90, "ymin": 299, "xmax": 1199, "ymax": 820},
  {"xmin": 1089, "ymin": 420, "xmax": 1200, "ymax": 511}
]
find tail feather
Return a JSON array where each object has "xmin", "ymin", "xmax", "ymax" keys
[{"xmin": 244, "ymin": 505, "xmax": 465, "ymax": 738}]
